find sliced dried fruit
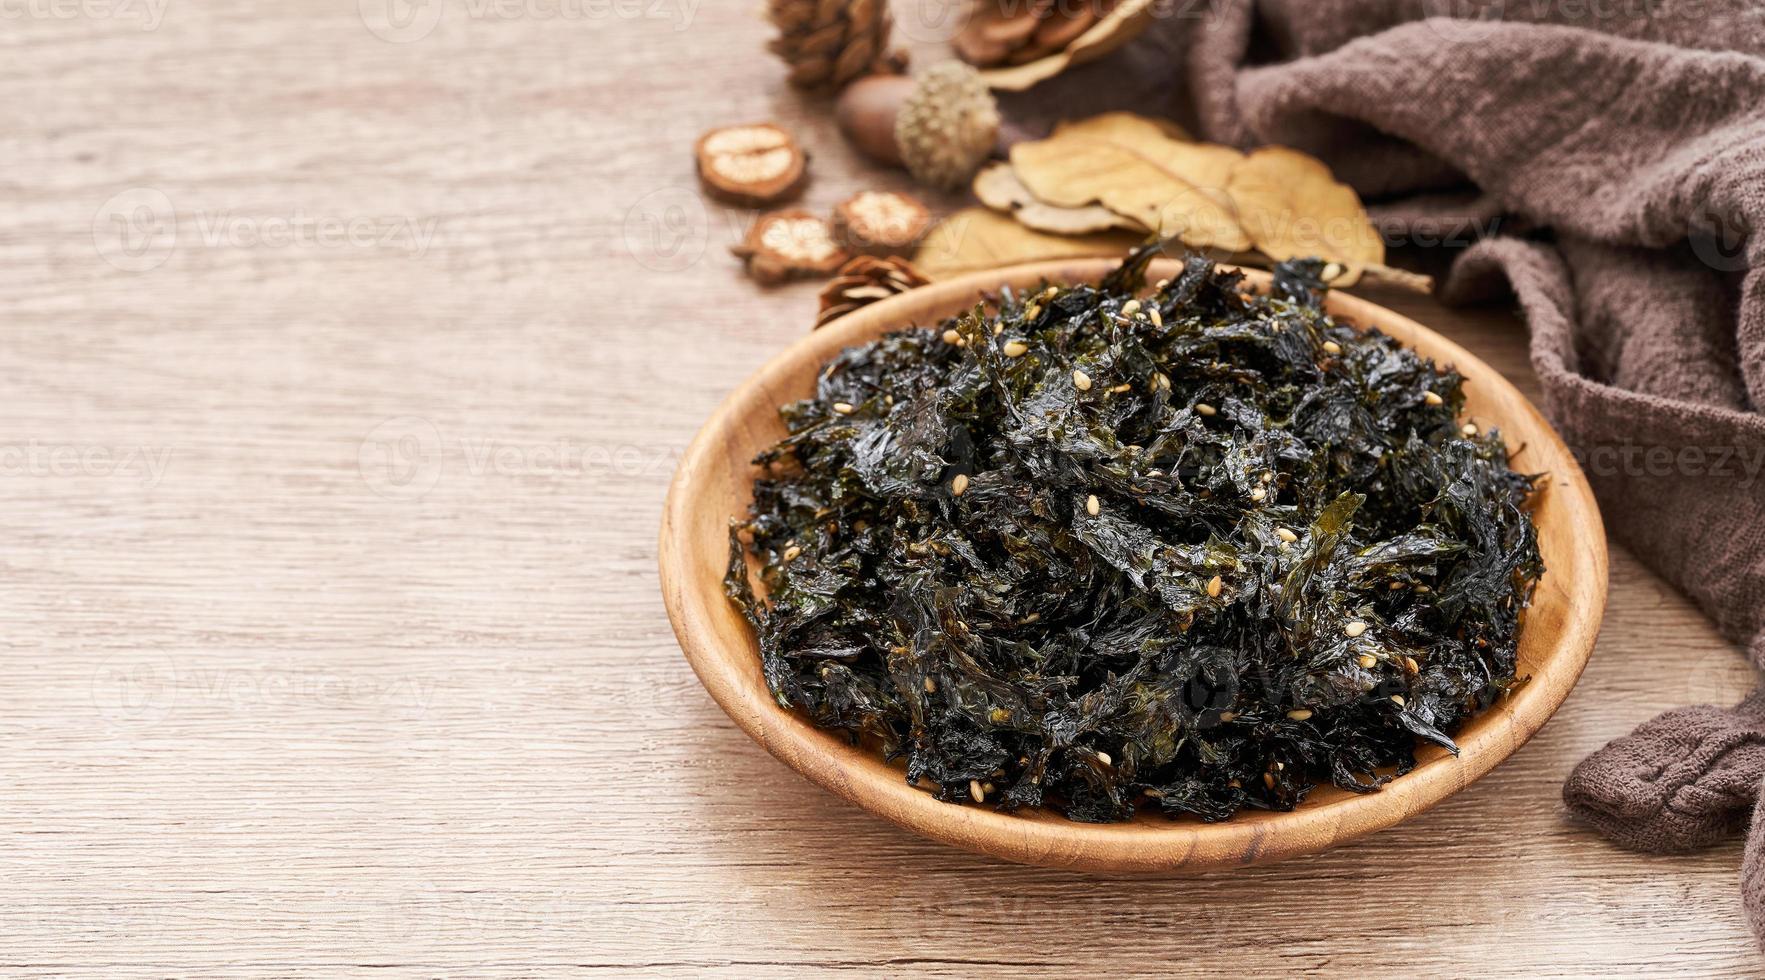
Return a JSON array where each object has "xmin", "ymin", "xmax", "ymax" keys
[
  {"xmin": 732, "ymin": 210, "xmax": 849, "ymax": 285},
  {"xmin": 695, "ymin": 123, "xmax": 808, "ymax": 207},
  {"xmin": 815, "ymin": 255, "xmax": 929, "ymax": 327},
  {"xmin": 1010, "ymin": 115, "xmax": 1251, "ymax": 252},
  {"xmin": 911, "ymin": 207, "xmax": 1139, "ymax": 279},
  {"xmin": 833, "ymin": 190, "xmax": 932, "ymax": 255},
  {"xmin": 972, "ymin": 162, "xmax": 1144, "ymax": 235},
  {"xmin": 1226, "ymin": 146, "xmax": 1386, "ymax": 286}
]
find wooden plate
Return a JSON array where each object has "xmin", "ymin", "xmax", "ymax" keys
[{"xmin": 659, "ymin": 259, "xmax": 1607, "ymax": 871}]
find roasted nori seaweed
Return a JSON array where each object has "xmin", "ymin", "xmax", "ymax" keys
[{"xmin": 727, "ymin": 248, "xmax": 1543, "ymax": 822}]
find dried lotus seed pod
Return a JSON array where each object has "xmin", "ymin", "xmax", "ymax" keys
[
  {"xmin": 694, "ymin": 123, "xmax": 808, "ymax": 207},
  {"xmin": 730, "ymin": 210, "xmax": 849, "ymax": 285}
]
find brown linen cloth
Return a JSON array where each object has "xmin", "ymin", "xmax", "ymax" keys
[{"xmin": 997, "ymin": 0, "xmax": 1765, "ymax": 941}]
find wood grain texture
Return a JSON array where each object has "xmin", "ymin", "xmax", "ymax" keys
[
  {"xmin": 0, "ymin": 1, "xmax": 1759, "ymax": 975},
  {"xmin": 661, "ymin": 259, "xmax": 1607, "ymax": 873}
]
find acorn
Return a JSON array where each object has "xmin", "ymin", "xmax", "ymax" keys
[{"xmin": 835, "ymin": 62, "xmax": 1000, "ymax": 190}]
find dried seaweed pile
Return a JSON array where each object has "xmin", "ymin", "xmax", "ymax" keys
[{"xmin": 726, "ymin": 248, "xmax": 1542, "ymax": 822}]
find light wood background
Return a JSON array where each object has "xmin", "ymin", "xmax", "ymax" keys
[{"xmin": 2, "ymin": 2, "xmax": 1759, "ymax": 976}]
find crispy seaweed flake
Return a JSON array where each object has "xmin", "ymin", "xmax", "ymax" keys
[{"xmin": 727, "ymin": 248, "xmax": 1543, "ymax": 823}]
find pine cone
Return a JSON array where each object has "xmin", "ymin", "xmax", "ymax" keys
[
  {"xmin": 815, "ymin": 256, "xmax": 928, "ymax": 328},
  {"xmin": 767, "ymin": 0, "xmax": 900, "ymax": 92}
]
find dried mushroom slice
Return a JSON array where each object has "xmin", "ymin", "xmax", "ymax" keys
[
  {"xmin": 832, "ymin": 190, "xmax": 932, "ymax": 255},
  {"xmin": 731, "ymin": 209, "xmax": 849, "ymax": 285},
  {"xmin": 695, "ymin": 123, "xmax": 808, "ymax": 207}
]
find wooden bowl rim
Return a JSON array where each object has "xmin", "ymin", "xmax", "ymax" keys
[{"xmin": 659, "ymin": 258, "xmax": 1608, "ymax": 872}]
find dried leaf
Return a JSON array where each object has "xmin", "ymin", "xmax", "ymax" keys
[
  {"xmin": 979, "ymin": 0, "xmax": 1159, "ymax": 92},
  {"xmin": 972, "ymin": 162, "xmax": 1146, "ymax": 236},
  {"xmin": 1010, "ymin": 114, "xmax": 1252, "ymax": 252},
  {"xmin": 1225, "ymin": 146, "xmax": 1386, "ymax": 286},
  {"xmin": 911, "ymin": 207, "xmax": 1139, "ymax": 279}
]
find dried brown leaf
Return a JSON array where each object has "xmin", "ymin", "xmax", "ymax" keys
[
  {"xmin": 1010, "ymin": 113, "xmax": 1252, "ymax": 252},
  {"xmin": 1225, "ymin": 146, "xmax": 1386, "ymax": 286},
  {"xmin": 971, "ymin": 162, "xmax": 1145, "ymax": 235},
  {"xmin": 911, "ymin": 207, "xmax": 1139, "ymax": 279}
]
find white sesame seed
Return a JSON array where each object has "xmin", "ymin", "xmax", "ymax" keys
[
  {"xmin": 1250, "ymin": 486, "xmax": 1267, "ymax": 503},
  {"xmin": 1023, "ymin": 303, "xmax": 1041, "ymax": 320},
  {"xmin": 1149, "ymin": 308, "xmax": 1163, "ymax": 327},
  {"xmin": 1322, "ymin": 340, "xmax": 1342, "ymax": 355},
  {"xmin": 1345, "ymin": 621, "xmax": 1369, "ymax": 638},
  {"xmin": 1287, "ymin": 709, "xmax": 1313, "ymax": 721},
  {"xmin": 1085, "ymin": 494, "xmax": 1100, "ymax": 516},
  {"xmin": 942, "ymin": 328, "xmax": 961, "ymax": 344},
  {"xmin": 1122, "ymin": 300, "xmax": 1141, "ymax": 316},
  {"xmin": 1206, "ymin": 574, "xmax": 1223, "ymax": 598},
  {"xmin": 1072, "ymin": 369, "xmax": 1092, "ymax": 391},
  {"xmin": 1195, "ymin": 403, "xmax": 1217, "ymax": 417},
  {"xmin": 950, "ymin": 473, "xmax": 970, "ymax": 496},
  {"xmin": 1391, "ymin": 694, "xmax": 1407, "ymax": 707},
  {"xmin": 1095, "ymin": 750, "xmax": 1112, "ymax": 765},
  {"xmin": 1002, "ymin": 340, "xmax": 1029, "ymax": 358},
  {"xmin": 782, "ymin": 545, "xmax": 802, "ymax": 562},
  {"xmin": 1424, "ymin": 391, "xmax": 1445, "ymax": 407},
  {"xmin": 1276, "ymin": 527, "xmax": 1299, "ymax": 543},
  {"xmin": 1403, "ymin": 656, "xmax": 1421, "ymax": 674},
  {"xmin": 924, "ymin": 677, "xmax": 937, "ymax": 693},
  {"xmin": 970, "ymin": 779, "xmax": 986, "ymax": 803},
  {"xmin": 1219, "ymin": 711, "xmax": 1237, "ymax": 723},
  {"xmin": 832, "ymin": 402, "xmax": 855, "ymax": 415},
  {"xmin": 1357, "ymin": 654, "xmax": 1378, "ymax": 669},
  {"xmin": 1462, "ymin": 423, "xmax": 1479, "ymax": 437}
]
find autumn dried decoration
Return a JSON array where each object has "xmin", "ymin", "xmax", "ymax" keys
[
  {"xmin": 972, "ymin": 162, "xmax": 1143, "ymax": 235},
  {"xmin": 837, "ymin": 63, "xmax": 1000, "ymax": 190},
  {"xmin": 1009, "ymin": 112, "xmax": 1252, "ymax": 253},
  {"xmin": 1225, "ymin": 146, "xmax": 1385, "ymax": 284},
  {"xmin": 732, "ymin": 210, "xmax": 850, "ymax": 285},
  {"xmin": 971, "ymin": 0, "xmax": 1161, "ymax": 92},
  {"xmin": 815, "ymin": 255, "xmax": 928, "ymax": 327},
  {"xmin": 766, "ymin": 0, "xmax": 902, "ymax": 92},
  {"xmin": 914, "ymin": 207, "xmax": 1139, "ymax": 279},
  {"xmin": 695, "ymin": 123, "xmax": 808, "ymax": 207},
  {"xmin": 927, "ymin": 111, "xmax": 1432, "ymax": 292},
  {"xmin": 833, "ymin": 190, "xmax": 932, "ymax": 255}
]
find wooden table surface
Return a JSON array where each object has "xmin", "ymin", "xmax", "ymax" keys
[{"xmin": 3, "ymin": 2, "xmax": 1760, "ymax": 976}]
